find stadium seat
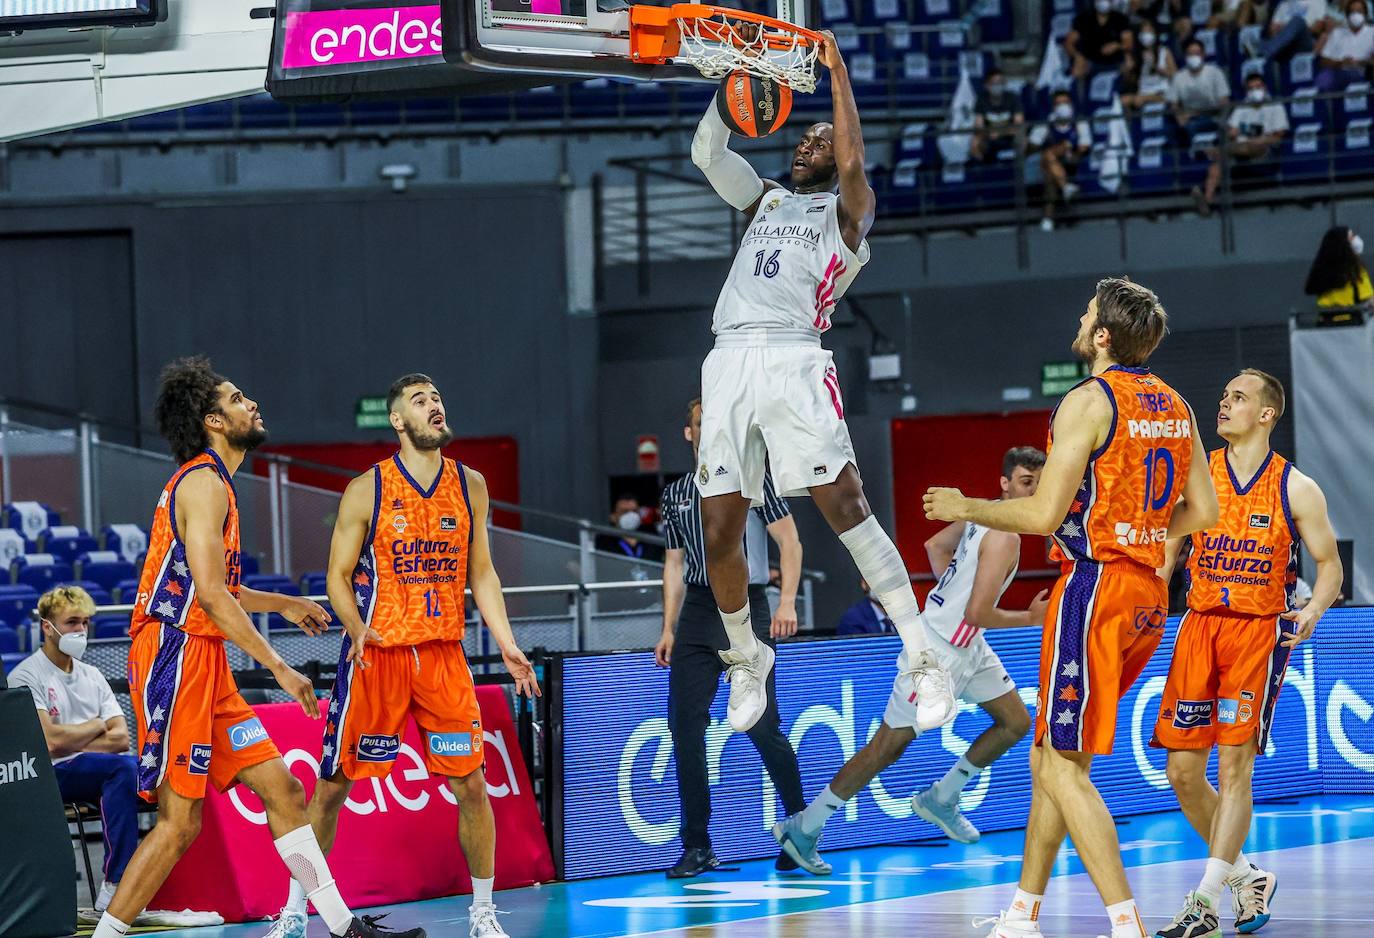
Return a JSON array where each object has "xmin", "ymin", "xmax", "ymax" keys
[
  {"xmin": 75, "ymin": 552, "xmax": 136, "ymax": 593},
  {"xmin": 39, "ymin": 526, "xmax": 98, "ymax": 563},
  {"xmin": 0, "ymin": 529, "xmax": 24, "ymax": 572},
  {"xmin": 879, "ymin": 23, "xmax": 914, "ymax": 58},
  {"xmin": 182, "ymin": 101, "xmax": 235, "ymax": 130},
  {"xmin": 1128, "ymin": 136, "xmax": 1178, "ymax": 193},
  {"xmin": 241, "ymin": 554, "xmax": 260, "ymax": 577},
  {"xmin": 931, "ymin": 20, "xmax": 968, "ymax": 58},
  {"xmin": 2, "ymin": 652, "xmax": 26, "ymax": 675},
  {"xmin": 975, "ymin": 0, "xmax": 1014, "ymax": 43},
  {"xmin": 818, "ymin": 0, "xmax": 851, "ymax": 26},
  {"xmin": 242, "ymin": 574, "xmax": 300, "ymax": 596},
  {"xmin": 1337, "ymin": 82, "xmax": 1370, "ymax": 129},
  {"xmin": 301, "ymin": 572, "xmax": 329, "ymax": 596},
  {"xmin": 863, "ymin": 0, "xmax": 903, "ymax": 22},
  {"xmin": 1087, "ymin": 70, "xmax": 1119, "ymax": 106},
  {"xmin": 515, "ymin": 84, "xmax": 570, "ymax": 121},
  {"xmin": 236, "ymin": 95, "xmax": 293, "ymax": 130},
  {"xmin": 101, "ymin": 524, "xmax": 148, "ymax": 565},
  {"xmin": 403, "ymin": 97, "xmax": 458, "ymax": 125},
  {"xmin": 113, "ymin": 578, "xmax": 141, "ymax": 604},
  {"xmin": 11, "ymin": 554, "xmax": 74, "ymax": 590},
  {"xmin": 348, "ymin": 100, "xmax": 404, "ymax": 127},
  {"xmin": 883, "ymin": 157, "xmax": 925, "ymax": 215},
  {"xmin": 913, "ymin": 0, "xmax": 954, "ymax": 25},
  {"xmin": 0, "ymin": 585, "xmax": 39, "ymax": 627},
  {"xmin": 71, "ymin": 581, "xmax": 112, "ymax": 606},
  {"xmin": 93, "ymin": 614, "xmax": 131, "ymax": 640},
  {"xmin": 1280, "ymin": 122, "xmax": 1332, "ymax": 181},
  {"xmin": 1336, "ymin": 117, "xmax": 1373, "ymax": 176},
  {"xmin": 0, "ymin": 624, "xmax": 17, "ymax": 655},
  {"xmin": 3, "ymin": 502, "xmax": 61, "ymax": 545},
  {"xmin": 1285, "ymin": 53, "xmax": 1315, "ymax": 92}
]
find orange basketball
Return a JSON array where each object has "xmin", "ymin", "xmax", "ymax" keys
[{"xmin": 716, "ymin": 70, "xmax": 792, "ymax": 138}]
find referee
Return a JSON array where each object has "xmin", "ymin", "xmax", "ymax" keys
[{"xmin": 655, "ymin": 397, "xmax": 826, "ymax": 879}]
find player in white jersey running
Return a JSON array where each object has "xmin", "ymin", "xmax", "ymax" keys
[
  {"xmin": 690, "ymin": 32, "xmax": 956, "ymax": 736},
  {"xmin": 773, "ymin": 448, "xmax": 1050, "ymax": 867}
]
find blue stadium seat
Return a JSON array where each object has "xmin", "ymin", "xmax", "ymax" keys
[
  {"xmin": 3, "ymin": 502, "xmax": 61, "ymax": 545},
  {"xmin": 1336, "ymin": 82, "xmax": 1370, "ymax": 130},
  {"xmin": 1280, "ymin": 121, "xmax": 1331, "ymax": 181},
  {"xmin": 912, "ymin": 0, "xmax": 955, "ymax": 26},
  {"xmin": 619, "ymin": 82, "xmax": 672, "ymax": 120},
  {"xmin": 126, "ymin": 110, "xmax": 181, "ymax": 132},
  {"xmin": 0, "ymin": 529, "xmax": 24, "ymax": 573},
  {"xmin": 71, "ymin": 581, "xmax": 112, "ymax": 606},
  {"xmin": 975, "ymin": 0, "xmax": 1014, "ymax": 43},
  {"xmin": 0, "ymin": 625, "xmax": 17, "ymax": 655},
  {"xmin": 1128, "ymin": 135, "xmax": 1179, "ymax": 193},
  {"xmin": 93, "ymin": 614, "xmax": 131, "ymax": 640},
  {"xmin": 1335, "ymin": 117, "xmax": 1374, "ymax": 176},
  {"xmin": 237, "ymin": 96, "xmax": 294, "ymax": 130},
  {"xmin": 113, "ymin": 578, "xmax": 141, "ymax": 604},
  {"xmin": 884, "ymin": 157, "xmax": 924, "ymax": 215},
  {"xmin": 929, "ymin": 162, "xmax": 980, "ymax": 211},
  {"xmin": 818, "ymin": 0, "xmax": 852, "ymax": 26},
  {"xmin": 1086, "ymin": 70, "xmax": 1120, "ymax": 107},
  {"xmin": 348, "ymin": 100, "xmax": 404, "ymax": 127},
  {"xmin": 241, "ymin": 554, "xmax": 261, "ymax": 577},
  {"xmin": 877, "ymin": 23, "xmax": 915, "ymax": 59},
  {"xmin": 76, "ymin": 552, "xmax": 136, "ymax": 593},
  {"xmin": 1282, "ymin": 53, "xmax": 1316, "ymax": 94},
  {"xmin": 182, "ymin": 101, "xmax": 235, "ymax": 130},
  {"xmin": 930, "ymin": 20, "xmax": 968, "ymax": 58},
  {"xmin": 11, "ymin": 555, "xmax": 74, "ymax": 590},
  {"xmin": 863, "ymin": 0, "xmax": 904, "ymax": 22},
  {"xmin": 301, "ymin": 572, "xmax": 329, "ymax": 596},
  {"xmin": 403, "ymin": 96, "xmax": 458, "ymax": 125},
  {"xmin": 242, "ymin": 574, "xmax": 300, "ymax": 596},
  {"xmin": 0, "ymin": 585, "xmax": 39, "ymax": 626},
  {"xmin": 894, "ymin": 121, "xmax": 938, "ymax": 164},
  {"xmin": 2, "ymin": 652, "xmax": 26, "ymax": 675},
  {"xmin": 568, "ymin": 79, "xmax": 621, "ymax": 121},
  {"xmin": 101, "ymin": 524, "xmax": 149, "ymax": 565},
  {"xmin": 39, "ymin": 526, "xmax": 98, "ymax": 563}
]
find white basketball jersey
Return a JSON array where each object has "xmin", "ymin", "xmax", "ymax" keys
[
  {"xmin": 923, "ymin": 523, "xmax": 1018, "ymax": 647},
  {"xmin": 712, "ymin": 188, "xmax": 870, "ymax": 336}
]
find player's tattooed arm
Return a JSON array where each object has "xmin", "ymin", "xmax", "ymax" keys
[
  {"xmin": 819, "ymin": 30, "xmax": 876, "ymax": 253},
  {"xmin": 924, "ymin": 383, "xmax": 1108, "ymax": 536},
  {"xmin": 327, "ymin": 472, "xmax": 384, "ymax": 669},
  {"xmin": 465, "ymin": 466, "xmax": 542, "ymax": 698},
  {"xmin": 923, "ymin": 521, "xmax": 965, "ymax": 580},
  {"xmin": 1282, "ymin": 470, "xmax": 1343, "ymax": 647},
  {"xmin": 1164, "ymin": 417, "xmax": 1219, "ymax": 539}
]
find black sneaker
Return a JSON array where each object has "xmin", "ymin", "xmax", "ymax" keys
[
  {"xmin": 666, "ymin": 846, "xmax": 719, "ymax": 879},
  {"xmin": 332, "ymin": 913, "xmax": 427, "ymax": 938},
  {"xmin": 775, "ymin": 848, "xmax": 799, "ymax": 872},
  {"xmin": 1153, "ymin": 893, "xmax": 1221, "ymax": 938}
]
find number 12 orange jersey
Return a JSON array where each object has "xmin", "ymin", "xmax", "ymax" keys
[
  {"xmin": 352, "ymin": 454, "xmax": 473, "ymax": 647},
  {"xmin": 1049, "ymin": 365, "xmax": 1195, "ymax": 570}
]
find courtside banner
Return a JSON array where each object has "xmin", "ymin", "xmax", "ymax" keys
[
  {"xmin": 558, "ymin": 606, "xmax": 1374, "ymax": 879},
  {"xmin": 152, "ymin": 687, "xmax": 553, "ymax": 921}
]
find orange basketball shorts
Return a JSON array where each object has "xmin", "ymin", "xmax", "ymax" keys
[
  {"xmin": 1036, "ymin": 560, "xmax": 1167, "ymax": 755},
  {"xmin": 320, "ymin": 638, "xmax": 483, "ymax": 781},
  {"xmin": 1150, "ymin": 609, "xmax": 1295, "ymax": 753},
  {"xmin": 128, "ymin": 622, "xmax": 281, "ymax": 802}
]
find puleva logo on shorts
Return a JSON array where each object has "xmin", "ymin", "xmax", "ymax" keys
[
  {"xmin": 228, "ymin": 716, "xmax": 269, "ymax": 752},
  {"xmin": 1217, "ymin": 698, "xmax": 1241, "ymax": 724},
  {"xmin": 1172, "ymin": 699, "xmax": 1214, "ymax": 729},
  {"xmin": 188, "ymin": 743, "xmax": 212, "ymax": 776},
  {"xmin": 356, "ymin": 733, "xmax": 400, "ymax": 762},
  {"xmin": 429, "ymin": 732, "xmax": 473, "ymax": 757}
]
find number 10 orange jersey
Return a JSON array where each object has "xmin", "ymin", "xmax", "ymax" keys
[
  {"xmin": 1049, "ymin": 365, "xmax": 1195, "ymax": 570},
  {"xmin": 352, "ymin": 455, "xmax": 473, "ymax": 647}
]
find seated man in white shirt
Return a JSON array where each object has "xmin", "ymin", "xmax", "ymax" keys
[
  {"xmin": 1317, "ymin": 0, "xmax": 1374, "ymax": 89},
  {"xmin": 9, "ymin": 585, "xmax": 137, "ymax": 921},
  {"xmin": 1194, "ymin": 72, "xmax": 1289, "ymax": 213}
]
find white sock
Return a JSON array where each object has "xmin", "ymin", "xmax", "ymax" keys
[
  {"xmin": 1227, "ymin": 851, "xmax": 1256, "ymax": 883},
  {"xmin": 1008, "ymin": 888, "xmax": 1043, "ymax": 924},
  {"xmin": 92, "ymin": 913, "xmax": 131, "ymax": 938},
  {"xmin": 471, "ymin": 875, "xmax": 494, "ymax": 907},
  {"xmin": 798, "ymin": 783, "xmax": 846, "ymax": 835},
  {"xmin": 1106, "ymin": 898, "xmax": 1145, "ymax": 937},
  {"xmin": 285, "ymin": 877, "xmax": 309, "ymax": 917},
  {"xmin": 838, "ymin": 516, "xmax": 931, "ymax": 659},
  {"xmin": 273, "ymin": 825, "xmax": 353, "ymax": 935},
  {"xmin": 932, "ymin": 755, "xmax": 982, "ymax": 804},
  {"xmin": 718, "ymin": 602, "xmax": 759, "ymax": 655},
  {"xmin": 1197, "ymin": 857, "xmax": 1229, "ymax": 906},
  {"xmin": 96, "ymin": 880, "xmax": 117, "ymax": 913}
]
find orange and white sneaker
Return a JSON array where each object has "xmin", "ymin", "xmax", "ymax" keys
[{"xmin": 972, "ymin": 911, "xmax": 1044, "ymax": 938}]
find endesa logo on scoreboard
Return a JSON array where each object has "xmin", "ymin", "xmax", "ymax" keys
[
  {"xmin": 280, "ymin": 3, "xmax": 444, "ymax": 70},
  {"xmin": 558, "ymin": 607, "xmax": 1374, "ymax": 880}
]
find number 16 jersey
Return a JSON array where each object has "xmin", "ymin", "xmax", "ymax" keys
[
  {"xmin": 712, "ymin": 189, "xmax": 870, "ymax": 337},
  {"xmin": 353, "ymin": 454, "xmax": 474, "ymax": 647}
]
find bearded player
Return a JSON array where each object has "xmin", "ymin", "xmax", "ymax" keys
[
  {"xmin": 690, "ymin": 33, "xmax": 955, "ymax": 737},
  {"xmin": 1150, "ymin": 370, "xmax": 1342, "ymax": 938},
  {"xmin": 95, "ymin": 358, "xmax": 420, "ymax": 938},
  {"xmin": 263, "ymin": 374, "xmax": 540, "ymax": 938},
  {"xmin": 925, "ymin": 280, "xmax": 1219, "ymax": 938}
]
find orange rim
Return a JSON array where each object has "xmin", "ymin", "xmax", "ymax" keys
[{"xmin": 669, "ymin": 3, "xmax": 825, "ymax": 51}]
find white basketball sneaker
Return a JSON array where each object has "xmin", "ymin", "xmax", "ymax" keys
[
  {"xmin": 895, "ymin": 650, "xmax": 955, "ymax": 731},
  {"xmin": 973, "ymin": 911, "xmax": 1045, "ymax": 938},
  {"xmin": 1228, "ymin": 865, "xmax": 1277, "ymax": 934},
  {"xmin": 771, "ymin": 813, "xmax": 832, "ymax": 875},
  {"xmin": 468, "ymin": 902, "xmax": 509, "ymax": 937},
  {"xmin": 260, "ymin": 908, "xmax": 307, "ymax": 938},
  {"xmin": 911, "ymin": 786, "xmax": 980, "ymax": 843},
  {"xmin": 719, "ymin": 641, "xmax": 774, "ymax": 732}
]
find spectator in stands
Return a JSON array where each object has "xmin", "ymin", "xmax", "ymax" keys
[
  {"xmin": 1305, "ymin": 225, "xmax": 1374, "ymax": 308},
  {"xmin": 1121, "ymin": 20, "xmax": 1178, "ymax": 108},
  {"xmin": 1132, "ymin": 0, "xmax": 1194, "ymax": 44},
  {"xmin": 596, "ymin": 493, "xmax": 663, "ymax": 561},
  {"xmin": 1029, "ymin": 91, "xmax": 1092, "ymax": 231},
  {"xmin": 1249, "ymin": 0, "xmax": 1339, "ymax": 61},
  {"xmin": 1203, "ymin": 0, "xmax": 1272, "ymax": 28},
  {"xmin": 1168, "ymin": 39, "xmax": 1231, "ymax": 136},
  {"xmin": 1066, "ymin": 0, "xmax": 1136, "ymax": 79},
  {"xmin": 837, "ymin": 579, "xmax": 894, "ymax": 635},
  {"xmin": 8, "ymin": 585, "xmax": 137, "ymax": 920},
  {"xmin": 1193, "ymin": 72, "xmax": 1289, "ymax": 213},
  {"xmin": 970, "ymin": 67, "xmax": 1025, "ymax": 162},
  {"xmin": 1315, "ymin": 0, "xmax": 1374, "ymax": 88}
]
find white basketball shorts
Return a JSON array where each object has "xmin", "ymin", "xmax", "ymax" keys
[
  {"xmin": 696, "ymin": 331, "xmax": 857, "ymax": 504},
  {"xmin": 882, "ymin": 630, "xmax": 1016, "ymax": 730}
]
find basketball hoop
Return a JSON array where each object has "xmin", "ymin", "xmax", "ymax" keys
[{"xmin": 629, "ymin": 3, "xmax": 824, "ymax": 93}]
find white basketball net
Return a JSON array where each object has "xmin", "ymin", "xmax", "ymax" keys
[{"xmin": 674, "ymin": 11, "xmax": 820, "ymax": 93}]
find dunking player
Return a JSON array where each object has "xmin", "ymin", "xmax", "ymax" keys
[
  {"xmin": 263, "ymin": 374, "xmax": 539, "ymax": 938},
  {"xmin": 691, "ymin": 33, "xmax": 955, "ymax": 736},
  {"xmin": 94, "ymin": 358, "xmax": 420, "ymax": 938},
  {"xmin": 1151, "ymin": 370, "xmax": 1342, "ymax": 938},
  {"xmin": 925, "ymin": 279, "xmax": 1219, "ymax": 938},
  {"xmin": 773, "ymin": 447, "xmax": 1048, "ymax": 869}
]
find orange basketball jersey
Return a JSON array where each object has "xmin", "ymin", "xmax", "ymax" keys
[
  {"xmin": 131, "ymin": 450, "xmax": 242, "ymax": 640},
  {"xmin": 1185, "ymin": 448, "xmax": 1298, "ymax": 615},
  {"xmin": 352, "ymin": 454, "xmax": 473, "ymax": 647},
  {"xmin": 1049, "ymin": 366, "xmax": 1194, "ymax": 569}
]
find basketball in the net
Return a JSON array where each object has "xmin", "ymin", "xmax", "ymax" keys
[{"xmin": 716, "ymin": 70, "xmax": 792, "ymax": 137}]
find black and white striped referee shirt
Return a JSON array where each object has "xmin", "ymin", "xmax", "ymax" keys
[{"xmin": 660, "ymin": 471, "xmax": 790, "ymax": 588}]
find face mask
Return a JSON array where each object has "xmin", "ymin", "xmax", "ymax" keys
[
  {"xmin": 1053, "ymin": 102, "xmax": 1074, "ymax": 121},
  {"xmin": 1353, "ymin": 234, "xmax": 1366, "ymax": 254},
  {"xmin": 1139, "ymin": 31, "xmax": 1156, "ymax": 47},
  {"xmin": 987, "ymin": 81, "xmax": 1006, "ymax": 95},
  {"xmin": 48, "ymin": 623, "xmax": 88, "ymax": 660},
  {"xmin": 1095, "ymin": 0, "xmax": 1112, "ymax": 12},
  {"xmin": 1247, "ymin": 87, "xmax": 1266, "ymax": 103},
  {"xmin": 617, "ymin": 510, "xmax": 642, "ymax": 532},
  {"xmin": 1186, "ymin": 53, "xmax": 1204, "ymax": 70}
]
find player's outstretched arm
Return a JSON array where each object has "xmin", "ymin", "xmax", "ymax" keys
[
  {"xmin": 965, "ymin": 531, "xmax": 1047, "ymax": 629},
  {"xmin": 1282, "ymin": 471, "xmax": 1344, "ymax": 647},
  {"xmin": 692, "ymin": 94, "xmax": 777, "ymax": 216},
  {"xmin": 819, "ymin": 31, "xmax": 875, "ymax": 253},
  {"xmin": 177, "ymin": 470, "xmax": 319, "ymax": 717},
  {"xmin": 1164, "ymin": 419, "xmax": 1219, "ymax": 540},
  {"xmin": 924, "ymin": 521, "xmax": 965, "ymax": 580},
  {"xmin": 924, "ymin": 383, "xmax": 1108, "ymax": 536},
  {"xmin": 326, "ymin": 472, "xmax": 384, "ymax": 667},
  {"xmin": 465, "ymin": 466, "xmax": 542, "ymax": 698},
  {"xmin": 239, "ymin": 586, "xmax": 330, "ymax": 636}
]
